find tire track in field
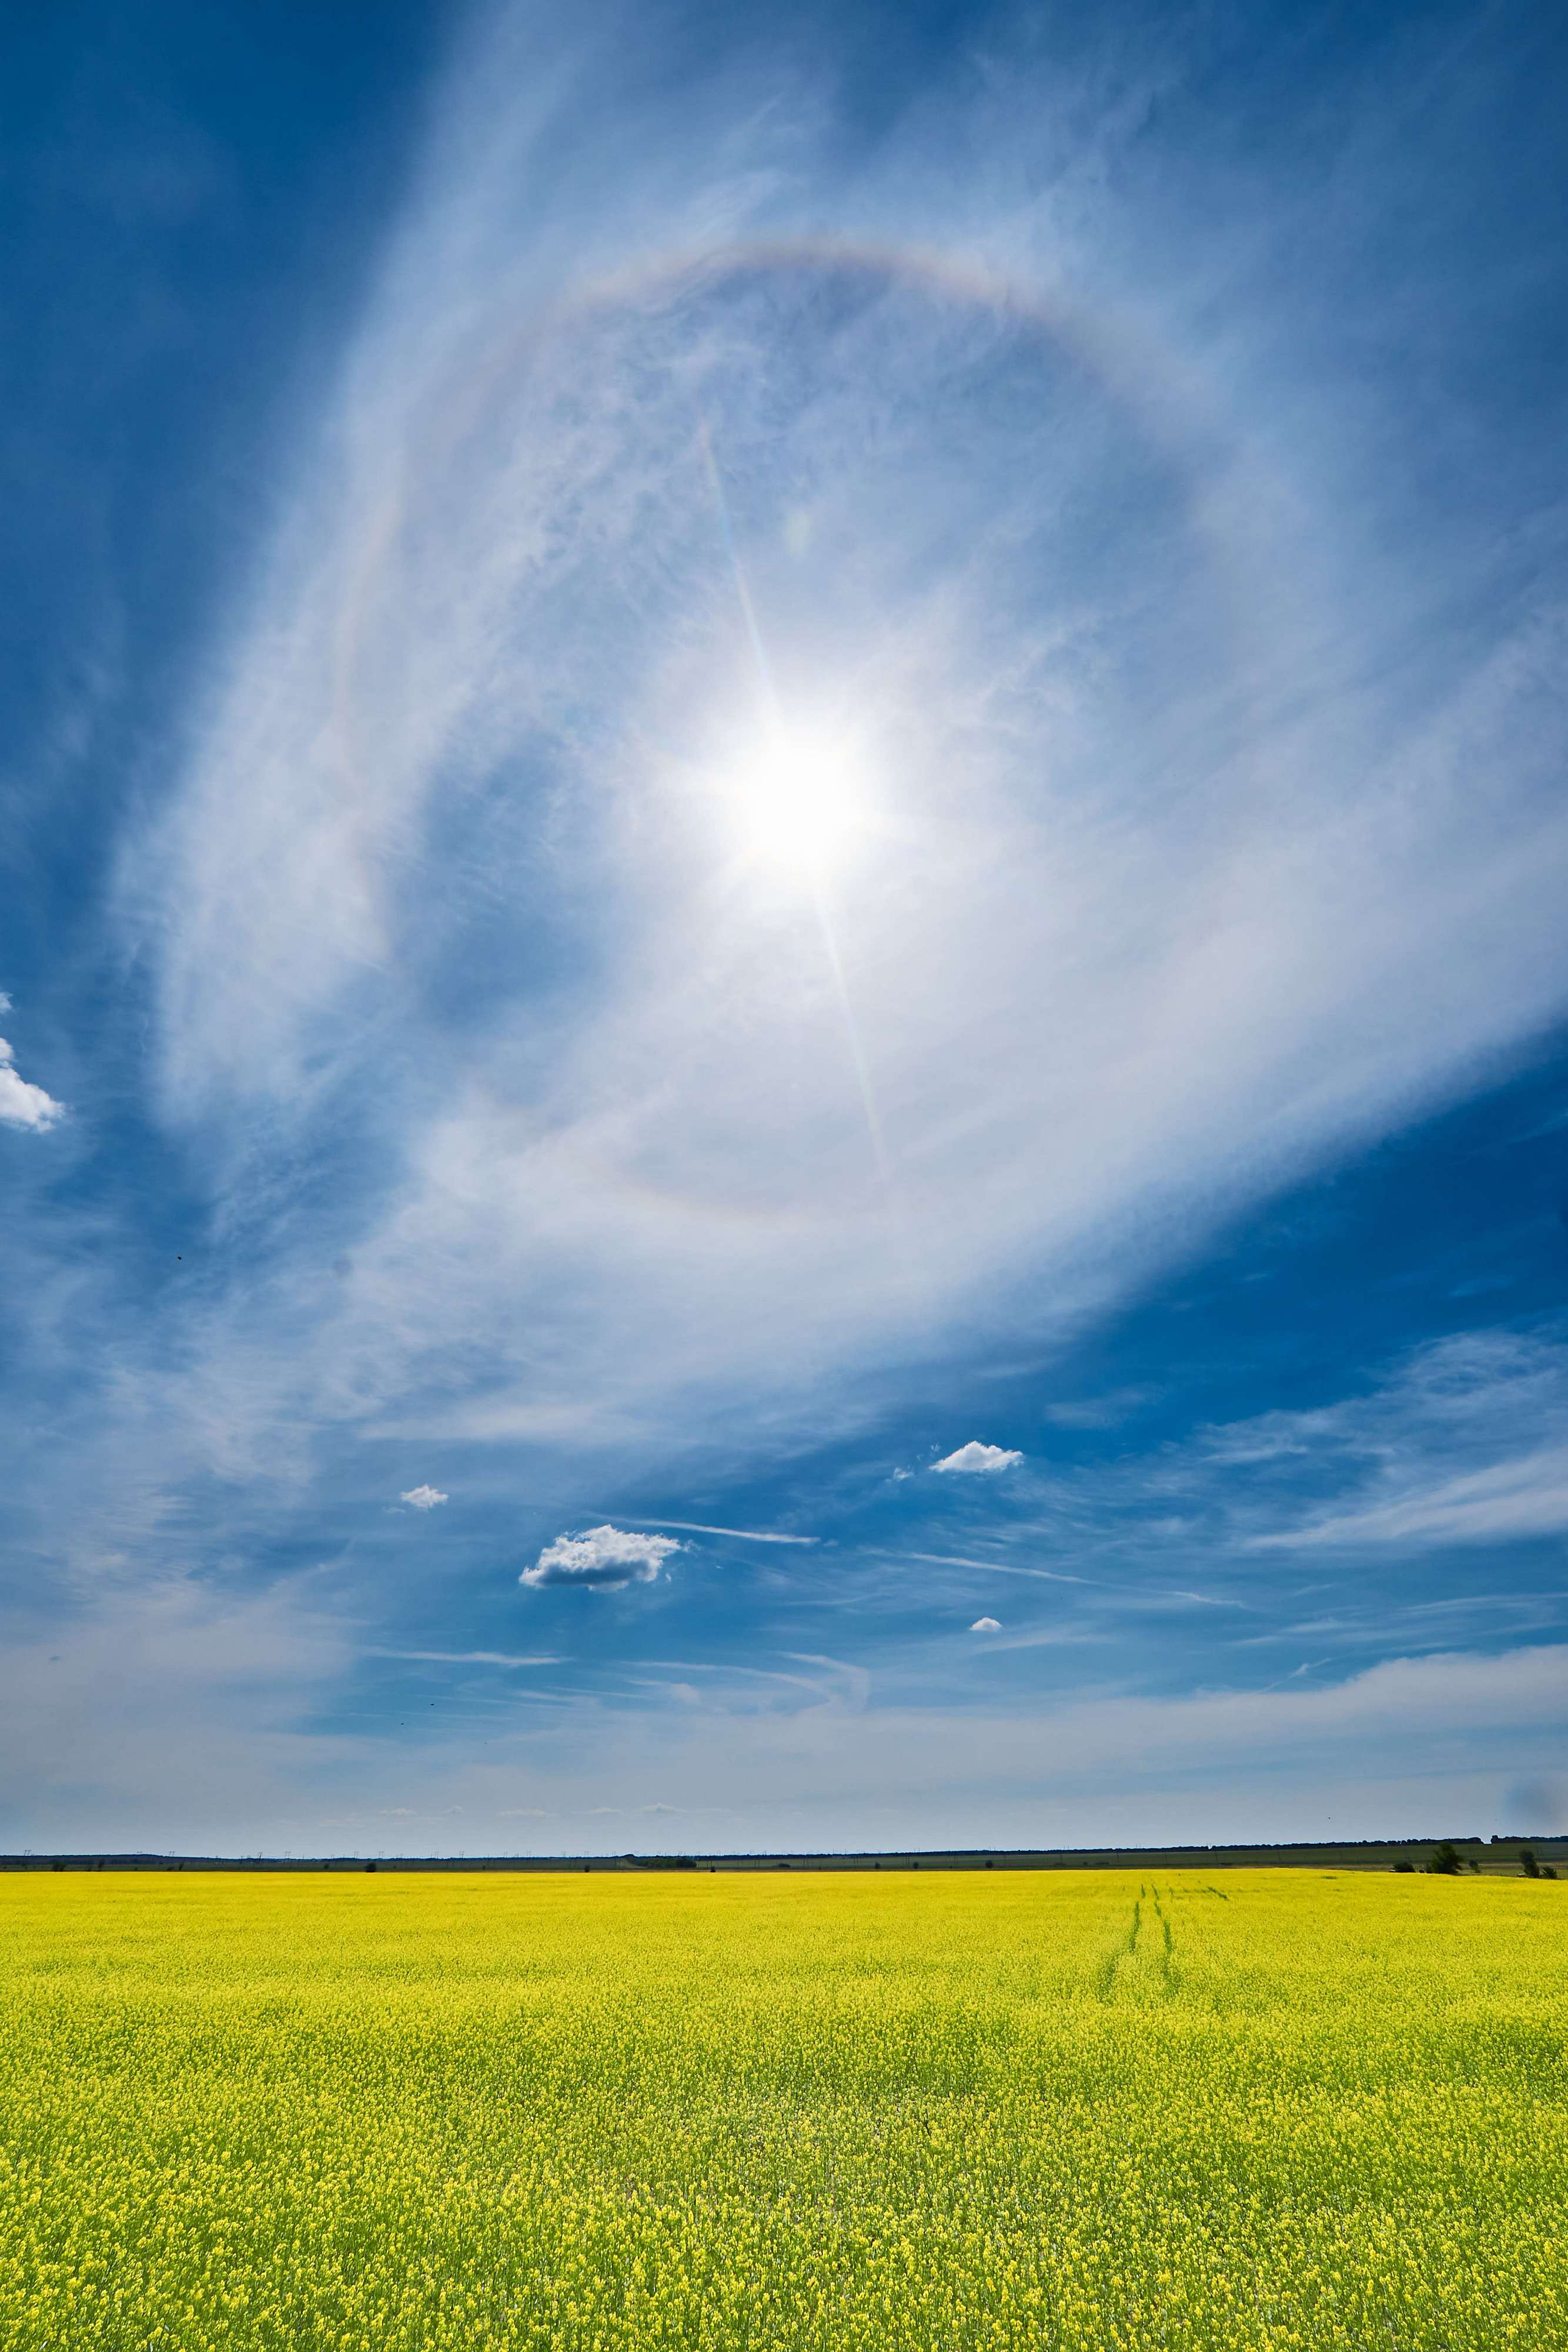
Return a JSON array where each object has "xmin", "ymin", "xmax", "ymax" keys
[
  {"xmin": 1149, "ymin": 1885, "xmax": 1180, "ymax": 1998},
  {"xmin": 1095, "ymin": 1886, "xmax": 1181, "ymax": 2002},
  {"xmin": 1094, "ymin": 1894, "xmax": 1143, "ymax": 2002}
]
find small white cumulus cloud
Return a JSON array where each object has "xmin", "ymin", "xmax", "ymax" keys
[
  {"xmin": 400, "ymin": 1483, "xmax": 449, "ymax": 1510},
  {"xmin": 970, "ymin": 1616, "xmax": 1002, "ymax": 1632},
  {"xmin": 521, "ymin": 1524, "xmax": 681, "ymax": 1590},
  {"xmin": 0, "ymin": 1038, "xmax": 65, "ymax": 1132},
  {"xmin": 933, "ymin": 1441, "xmax": 1023, "ymax": 1475}
]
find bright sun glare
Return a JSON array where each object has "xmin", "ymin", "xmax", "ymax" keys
[{"xmin": 734, "ymin": 724, "xmax": 867, "ymax": 878}]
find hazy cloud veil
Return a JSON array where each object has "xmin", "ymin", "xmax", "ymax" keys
[{"xmin": 128, "ymin": 1, "xmax": 1568, "ymax": 1478}]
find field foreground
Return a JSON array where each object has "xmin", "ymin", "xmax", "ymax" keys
[{"xmin": 1, "ymin": 1870, "xmax": 1563, "ymax": 2349}]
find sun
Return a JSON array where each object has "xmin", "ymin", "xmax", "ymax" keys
[{"xmin": 732, "ymin": 721, "xmax": 868, "ymax": 878}]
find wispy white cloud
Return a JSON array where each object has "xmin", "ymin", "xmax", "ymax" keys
[
  {"xmin": 368, "ymin": 1648, "xmax": 561, "ymax": 1666},
  {"xmin": 0, "ymin": 1581, "xmax": 356, "ymax": 1849},
  {"xmin": 399, "ymin": 1483, "xmax": 449, "ymax": 1510},
  {"xmin": 29, "ymin": 1631, "xmax": 1558, "ymax": 1853},
  {"xmin": 782, "ymin": 1651, "xmax": 871, "ymax": 1712},
  {"xmin": 1042, "ymin": 1391, "xmax": 1151, "ymax": 1429},
  {"xmin": 894, "ymin": 1549, "xmax": 1095, "ymax": 1586},
  {"xmin": 933, "ymin": 1441, "xmax": 1023, "ymax": 1474},
  {"xmin": 954, "ymin": 1329, "xmax": 1568, "ymax": 1574},
  {"xmin": 0, "ymin": 1038, "xmax": 65, "ymax": 1132},
  {"xmin": 521, "ymin": 1524, "xmax": 681, "ymax": 1589},
  {"xmin": 1254, "ymin": 1447, "xmax": 1568, "ymax": 1551},
  {"xmin": 614, "ymin": 1518, "xmax": 818, "ymax": 1544},
  {"xmin": 1212, "ymin": 1332, "xmax": 1568, "ymax": 1553},
  {"xmin": 580, "ymin": 1640, "xmax": 1568, "ymax": 1842}
]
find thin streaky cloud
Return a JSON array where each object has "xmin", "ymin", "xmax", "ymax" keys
[
  {"xmin": 890, "ymin": 1549, "xmax": 1098, "ymax": 1586},
  {"xmin": 1251, "ymin": 1446, "xmax": 1568, "ymax": 1552},
  {"xmin": 367, "ymin": 1648, "xmax": 565, "ymax": 1668},
  {"xmin": 633, "ymin": 1659, "xmax": 844, "ymax": 1689},
  {"xmin": 610, "ymin": 1518, "xmax": 819, "ymax": 1544},
  {"xmin": 783, "ymin": 1652, "xmax": 872, "ymax": 1710},
  {"xmin": 1230, "ymin": 1591, "xmax": 1568, "ymax": 1648}
]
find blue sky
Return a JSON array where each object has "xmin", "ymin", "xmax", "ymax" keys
[{"xmin": 4, "ymin": 0, "xmax": 1567, "ymax": 1856}]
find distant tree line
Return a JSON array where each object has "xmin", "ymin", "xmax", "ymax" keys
[{"xmin": 1393, "ymin": 1842, "xmax": 1556, "ymax": 1877}]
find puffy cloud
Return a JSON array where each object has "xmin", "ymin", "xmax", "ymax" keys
[
  {"xmin": 933, "ymin": 1442, "xmax": 1022, "ymax": 1475},
  {"xmin": 969, "ymin": 1616, "xmax": 1002, "ymax": 1632},
  {"xmin": 0, "ymin": 1038, "xmax": 64, "ymax": 1132},
  {"xmin": 521, "ymin": 1524, "xmax": 681, "ymax": 1590},
  {"xmin": 400, "ymin": 1483, "xmax": 449, "ymax": 1510}
]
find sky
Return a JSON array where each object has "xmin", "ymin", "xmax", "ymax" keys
[{"xmin": 4, "ymin": 0, "xmax": 1568, "ymax": 1857}]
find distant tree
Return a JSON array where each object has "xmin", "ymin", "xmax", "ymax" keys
[
  {"xmin": 1542, "ymin": 1865, "xmax": 1558, "ymax": 1879},
  {"xmin": 1426, "ymin": 1843, "xmax": 1463, "ymax": 1876},
  {"xmin": 1519, "ymin": 1847, "xmax": 1540, "ymax": 1879},
  {"xmin": 1393, "ymin": 1860, "xmax": 1415, "ymax": 1873}
]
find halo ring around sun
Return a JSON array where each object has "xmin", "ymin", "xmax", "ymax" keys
[{"xmin": 326, "ymin": 236, "xmax": 1261, "ymax": 1235}]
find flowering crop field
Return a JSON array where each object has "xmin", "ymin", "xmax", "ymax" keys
[{"xmin": 1, "ymin": 1870, "xmax": 1564, "ymax": 2350}]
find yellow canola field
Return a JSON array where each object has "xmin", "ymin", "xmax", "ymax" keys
[{"xmin": 0, "ymin": 1869, "xmax": 1564, "ymax": 2350}]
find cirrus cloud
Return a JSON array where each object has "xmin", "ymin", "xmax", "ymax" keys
[{"xmin": 521, "ymin": 1524, "xmax": 682, "ymax": 1590}]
